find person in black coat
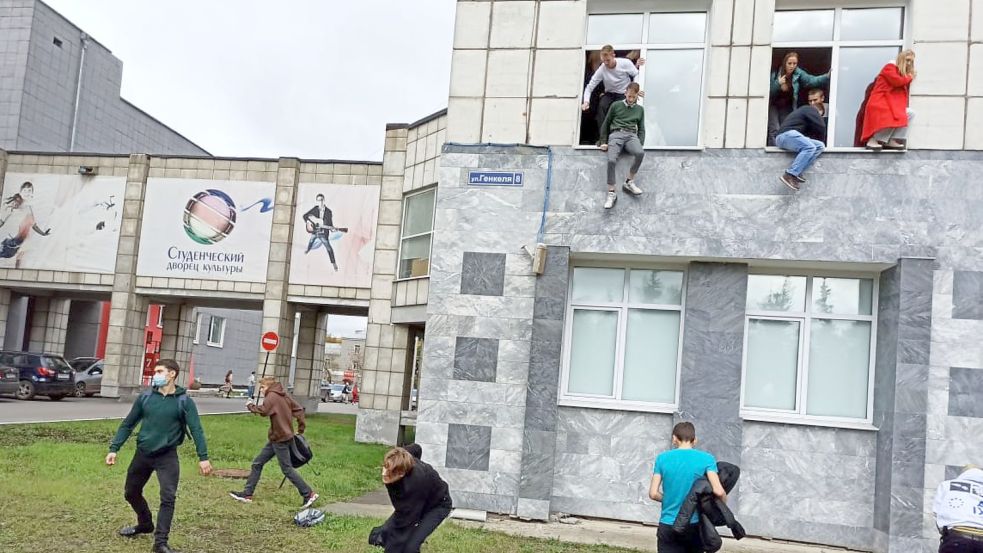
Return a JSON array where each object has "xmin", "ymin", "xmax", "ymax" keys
[{"xmin": 370, "ymin": 446, "xmax": 452, "ymax": 553}]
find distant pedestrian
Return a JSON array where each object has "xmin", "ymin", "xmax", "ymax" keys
[
  {"xmin": 371, "ymin": 446, "xmax": 452, "ymax": 553},
  {"xmin": 106, "ymin": 359, "xmax": 212, "ymax": 553},
  {"xmin": 649, "ymin": 422, "xmax": 726, "ymax": 553},
  {"xmin": 775, "ymin": 88, "xmax": 827, "ymax": 191},
  {"xmin": 229, "ymin": 377, "xmax": 318, "ymax": 508},
  {"xmin": 247, "ymin": 371, "xmax": 256, "ymax": 399},
  {"xmin": 220, "ymin": 370, "xmax": 234, "ymax": 398},
  {"xmin": 933, "ymin": 465, "xmax": 983, "ymax": 552},
  {"xmin": 599, "ymin": 82, "xmax": 646, "ymax": 209}
]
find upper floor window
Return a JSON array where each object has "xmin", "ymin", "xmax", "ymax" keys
[
  {"xmin": 741, "ymin": 274, "xmax": 878, "ymax": 425},
  {"xmin": 561, "ymin": 265, "xmax": 685, "ymax": 411},
  {"xmin": 207, "ymin": 316, "xmax": 226, "ymax": 348},
  {"xmin": 580, "ymin": 11, "xmax": 708, "ymax": 148},
  {"xmin": 397, "ymin": 188, "xmax": 436, "ymax": 279},
  {"xmin": 767, "ymin": 7, "xmax": 905, "ymax": 148}
]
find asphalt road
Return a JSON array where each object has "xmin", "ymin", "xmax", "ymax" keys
[{"xmin": 0, "ymin": 394, "xmax": 359, "ymax": 424}]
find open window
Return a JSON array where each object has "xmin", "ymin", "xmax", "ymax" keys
[{"xmin": 767, "ymin": 7, "xmax": 905, "ymax": 148}]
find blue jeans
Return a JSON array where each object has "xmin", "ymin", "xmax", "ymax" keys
[{"xmin": 776, "ymin": 130, "xmax": 824, "ymax": 177}]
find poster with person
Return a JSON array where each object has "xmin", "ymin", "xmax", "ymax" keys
[
  {"xmin": 288, "ymin": 183, "xmax": 379, "ymax": 288},
  {"xmin": 0, "ymin": 172, "xmax": 126, "ymax": 273}
]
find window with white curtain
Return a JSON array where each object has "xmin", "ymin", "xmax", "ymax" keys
[
  {"xmin": 741, "ymin": 274, "xmax": 878, "ymax": 424},
  {"xmin": 561, "ymin": 266, "xmax": 685, "ymax": 411},
  {"xmin": 580, "ymin": 10, "xmax": 708, "ymax": 148}
]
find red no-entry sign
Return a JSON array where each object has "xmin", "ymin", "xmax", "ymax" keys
[{"xmin": 261, "ymin": 331, "xmax": 280, "ymax": 352}]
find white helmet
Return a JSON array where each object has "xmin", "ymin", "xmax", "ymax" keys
[{"xmin": 294, "ymin": 508, "xmax": 325, "ymax": 527}]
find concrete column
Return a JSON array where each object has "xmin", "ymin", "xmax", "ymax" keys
[
  {"xmin": 0, "ymin": 288, "xmax": 10, "ymax": 347},
  {"xmin": 27, "ymin": 297, "xmax": 70, "ymax": 355},
  {"xmin": 159, "ymin": 304, "xmax": 197, "ymax": 387},
  {"xmin": 256, "ymin": 158, "xmax": 300, "ymax": 384},
  {"xmin": 102, "ymin": 154, "xmax": 151, "ymax": 399},
  {"xmin": 290, "ymin": 310, "xmax": 324, "ymax": 411},
  {"xmin": 357, "ymin": 125, "xmax": 410, "ymax": 445}
]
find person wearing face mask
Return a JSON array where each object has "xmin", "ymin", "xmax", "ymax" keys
[{"xmin": 106, "ymin": 359, "xmax": 212, "ymax": 553}]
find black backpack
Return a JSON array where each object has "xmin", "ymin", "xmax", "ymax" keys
[{"xmin": 288, "ymin": 434, "xmax": 313, "ymax": 468}]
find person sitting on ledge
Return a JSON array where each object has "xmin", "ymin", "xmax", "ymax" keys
[{"xmin": 775, "ymin": 88, "xmax": 827, "ymax": 192}]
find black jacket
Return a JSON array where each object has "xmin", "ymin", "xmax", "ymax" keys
[
  {"xmin": 303, "ymin": 205, "xmax": 333, "ymax": 229},
  {"xmin": 370, "ymin": 458, "xmax": 452, "ymax": 552},
  {"xmin": 778, "ymin": 105, "xmax": 827, "ymax": 143},
  {"xmin": 672, "ymin": 461, "xmax": 746, "ymax": 552}
]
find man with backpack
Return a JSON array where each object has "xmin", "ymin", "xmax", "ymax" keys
[
  {"xmin": 230, "ymin": 376, "xmax": 319, "ymax": 509},
  {"xmin": 106, "ymin": 359, "xmax": 212, "ymax": 553}
]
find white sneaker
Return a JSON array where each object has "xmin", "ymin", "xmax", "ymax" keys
[
  {"xmin": 301, "ymin": 492, "xmax": 319, "ymax": 509},
  {"xmin": 603, "ymin": 191, "xmax": 617, "ymax": 209},
  {"xmin": 623, "ymin": 179, "xmax": 643, "ymax": 196}
]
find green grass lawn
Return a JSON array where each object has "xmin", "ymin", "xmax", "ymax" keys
[{"xmin": 0, "ymin": 413, "xmax": 638, "ymax": 553}]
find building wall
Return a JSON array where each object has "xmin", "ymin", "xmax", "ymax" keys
[
  {"xmin": 446, "ymin": 0, "xmax": 983, "ymax": 151},
  {"xmin": 0, "ymin": 0, "xmax": 207, "ymax": 155},
  {"xmin": 190, "ymin": 307, "xmax": 262, "ymax": 386},
  {"xmin": 64, "ymin": 299, "xmax": 101, "ymax": 359}
]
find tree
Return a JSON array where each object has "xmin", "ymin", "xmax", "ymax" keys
[{"xmin": 759, "ymin": 277, "xmax": 794, "ymax": 311}]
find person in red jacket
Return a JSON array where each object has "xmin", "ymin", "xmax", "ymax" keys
[{"xmin": 861, "ymin": 50, "xmax": 916, "ymax": 150}]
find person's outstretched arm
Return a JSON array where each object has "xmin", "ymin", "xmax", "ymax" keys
[
  {"xmin": 108, "ymin": 396, "xmax": 144, "ymax": 458},
  {"xmin": 184, "ymin": 398, "xmax": 213, "ymax": 474}
]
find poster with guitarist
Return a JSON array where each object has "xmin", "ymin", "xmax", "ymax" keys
[
  {"xmin": 302, "ymin": 193, "xmax": 348, "ymax": 271},
  {"xmin": 289, "ymin": 183, "xmax": 380, "ymax": 288}
]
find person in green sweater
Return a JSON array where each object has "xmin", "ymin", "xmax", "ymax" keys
[
  {"xmin": 106, "ymin": 359, "xmax": 212, "ymax": 553},
  {"xmin": 599, "ymin": 82, "xmax": 646, "ymax": 209}
]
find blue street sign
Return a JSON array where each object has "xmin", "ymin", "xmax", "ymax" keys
[{"xmin": 468, "ymin": 171, "xmax": 524, "ymax": 186}]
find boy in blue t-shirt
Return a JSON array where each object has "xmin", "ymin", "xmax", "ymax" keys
[{"xmin": 650, "ymin": 422, "xmax": 727, "ymax": 553}]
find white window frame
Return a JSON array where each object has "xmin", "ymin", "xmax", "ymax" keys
[
  {"xmin": 559, "ymin": 263, "xmax": 686, "ymax": 413},
  {"xmin": 579, "ymin": 7, "xmax": 710, "ymax": 150},
  {"xmin": 768, "ymin": 3, "xmax": 908, "ymax": 152},
  {"xmin": 394, "ymin": 186, "xmax": 437, "ymax": 281},
  {"xmin": 206, "ymin": 316, "xmax": 226, "ymax": 348},
  {"xmin": 739, "ymin": 270, "xmax": 879, "ymax": 429},
  {"xmin": 156, "ymin": 306, "xmax": 164, "ymax": 328}
]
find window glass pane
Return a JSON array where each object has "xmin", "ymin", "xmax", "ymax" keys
[
  {"xmin": 209, "ymin": 317, "xmax": 224, "ymax": 343},
  {"xmin": 643, "ymin": 49, "xmax": 704, "ymax": 147},
  {"xmin": 622, "ymin": 310, "xmax": 679, "ymax": 403},
  {"xmin": 647, "ymin": 12, "xmax": 706, "ymax": 44},
  {"xmin": 806, "ymin": 320, "xmax": 871, "ymax": 418},
  {"xmin": 773, "ymin": 10, "xmax": 834, "ymax": 42},
  {"xmin": 833, "ymin": 46, "xmax": 900, "ymax": 147},
  {"xmin": 398, "ymin": 234, "xmax": 431, "ymax": 278},
  {"xmin": 840, "ymin": 8, "xmax": 904, "ymax": 41},
  {"xmin": 812, "ymin": 277, "xmax": 873, "ymax": 315},
  {"xmin": 746, "ymin": 275, "xmax": 807, "ymax": 312},
  {"xmin": 571, "ymin": 267, "xmax": 625, "ymax": 303},
  {"xmin": 629, "ymin": 270, "xmax": 683, "ymax": 305},
  {"xmin": 402, "ymin": 190, "xmax": 435, "ymax": 237},
  {"xmin": 567, "ymin": 310, "xmax": 618, "ymax": 396},
  {"xmin": 587, "ymin": 14, "xmax": 643, "ymax": 44},
  {"xmin": 744, "ymin": 319, "xmax": 800, "ymax": 411}
]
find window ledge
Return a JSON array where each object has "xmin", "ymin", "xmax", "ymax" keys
[
  {"xmin": 206, "ymin": 342, "xmax": 224, "ymax": 348},
  {"xmin": 394, "ymin": 275, "xmax": 430, "ymax": 283},
  {"xmin": 574, "ymin": 145, "xmax": 705, "ymax": 152},
  {"xmin": 741, "ymin": 411, "xmax": 878, "ymax": 432},
  {"xmin": 763, "ymin": 146, "xmax": 906, "ymax": 154},
  {"xmin": 558, "ymin": 397, "xmax": 677, "ymax": 415}
]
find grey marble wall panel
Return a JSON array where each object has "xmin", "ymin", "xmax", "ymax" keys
[
  {"xmin": 948, "ymin": 367, "xmax": 983, "ymax": 418},
  {"xmin": 460, "ymin": 252, "xmax": 506, "ymax": 296},
  {"xmin": 446, "ymin": 423, "xmax": 492, "ymax": 471},
  {"xmin": 952, "ymin": 271, "xmax": 983, "ymax": 320},
  {"xmin": 452, "ymin": 336, "xmax": 499, "ymax": 382},
  {"xmin": 945, "ymin": 465, "xmax": 968, "ymax": 480}
]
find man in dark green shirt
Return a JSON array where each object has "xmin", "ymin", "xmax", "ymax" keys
[
  {"xmin": 106, "ymin": 359, "xmax": 211, "ymax": 553},
  {"xmin": 600, "ymin": 82, "xmax": 646, "ymax": 209}
]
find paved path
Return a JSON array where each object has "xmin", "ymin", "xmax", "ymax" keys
[{"xmin": 0, "ymin": 394, "xmax": 358, "ymax": 424}]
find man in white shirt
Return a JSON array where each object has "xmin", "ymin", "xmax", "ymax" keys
[
  {"xmin": 933, "ymin": 465, "xmax": 983, "ymax": 552},
  {"xmin": 582, "ymin": 45, "xmax": 644, "ymax": 143}
]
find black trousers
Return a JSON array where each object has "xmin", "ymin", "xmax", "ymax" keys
[
  {"xmin": 940, "ymin": 530, "xmax": 983, "ymax": 552},
  {"xmin": 657, "ymin": 523, "xmax": 704, "ymax": 553},
  {"xmin": 384, "ymin": 498, "xmax": 453, "ymax": 553},
  {"xmin": 124, "ymin": 448, "xmax": 180, "ymax": 547}
]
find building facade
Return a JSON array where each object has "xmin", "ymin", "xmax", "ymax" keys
[{"xmin": 356, "ymin": 2, "xmax": 983, "ymax": 553}]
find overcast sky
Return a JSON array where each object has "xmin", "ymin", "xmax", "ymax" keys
[{"xmin": 45, "ymin": 0, "xmax": 456, "ymax": 161}]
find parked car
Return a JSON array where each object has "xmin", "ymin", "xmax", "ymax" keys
[
  {"xmin": 0, "ymin": 351, "xmax": 75, "ymax": 400},
  {"xmin": 0, "ymin": 364, "xmax": 18, "ymax": 397},
  {"xmin": 320, "ymin": 383, "xmax": 345, "ymax": 403},
  {"xmin": 69, "ymin": 357, "xmax": 103, "ymax": 397}
]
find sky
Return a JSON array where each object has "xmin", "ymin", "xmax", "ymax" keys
[{"xmin": 44, "ymin": 0, "xmax": 456, "ymax": 161}]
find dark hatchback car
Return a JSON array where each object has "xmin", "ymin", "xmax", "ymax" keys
[
  {"xmin": 0, "ymin": 351, "xmax": 75, "ymax": 400},
  {"xmin": 0, "ymin": 364, "xmax": 18, "ymax": 396}
]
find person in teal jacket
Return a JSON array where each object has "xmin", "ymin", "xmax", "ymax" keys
[
  {"xmin": 106, "ymin": 359, "xmax": 212, "ymax": 553},
  {"xmin": 768, "ymin": 52, "xmax": 830, "ymax": 146}
]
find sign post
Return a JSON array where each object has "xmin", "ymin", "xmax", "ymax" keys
[{"xmin": 256, "ymin": 331, "xmax": 279, "ymax": 401}]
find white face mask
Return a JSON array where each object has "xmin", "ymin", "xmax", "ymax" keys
[{"xmin": 152, "ymin": 374, "xmax": 168, "ymax": 387}]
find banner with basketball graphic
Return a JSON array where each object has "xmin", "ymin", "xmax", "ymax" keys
[
  {"xmin": 136, "ymin": 178, "xmax": 275, "ymax": 282},
  {"xmin": 288, "ymin": 183, "xmax": 379, "ymax": 288}
]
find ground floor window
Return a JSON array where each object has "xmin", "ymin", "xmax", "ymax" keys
[
  {"xmin": 206, "ymin": 315, "xmax": 226, "ymax": 348},
  {"xmin": 742, "ymin": 274, "xmax": 877, "ymax": 423},
  {"xmin": 560, "ymin": 265, "xmax": 685, "ymax": 411}
]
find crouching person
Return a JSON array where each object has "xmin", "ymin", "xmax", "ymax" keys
[
  {"xmin": 229, "ymin": 376, "xmax": 319, "ymax": 509},
  {"xmin": 371, "ymin": 445, "xmax": 452, "ymax": 553}
]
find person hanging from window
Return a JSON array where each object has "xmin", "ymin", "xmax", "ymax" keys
[
  {"xmin": 599, "ymin": 82, "xmax": 646, "ymax": 209},
  {"xmin": 767, "ymin": 52, "xmax": 829, "ymax": 147},
  {"xmin": 860, "ymin": 49, "xmax": 916, "ymax": 151},
  {"xmin": 583, "ymin": 45, "xmax": 645, "ymax": 146},
  {"xmin": 776, "ymin": 88, "xmax": 827, "ymax": 192}
]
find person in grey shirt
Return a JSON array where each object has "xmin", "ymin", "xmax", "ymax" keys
[{"xmin": 583, "ymin": 45, "xmax": 644, "ymax": 142}]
